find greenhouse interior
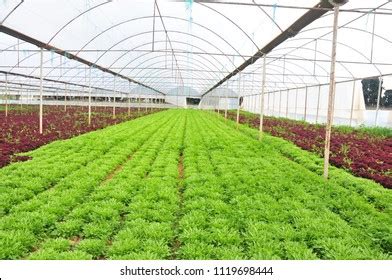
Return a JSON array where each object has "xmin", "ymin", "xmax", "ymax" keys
[{"xmin": 0, "ymin": 0, "xmax": 391, "ymax": 263}]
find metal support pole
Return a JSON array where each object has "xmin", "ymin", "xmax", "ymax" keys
[
  {"xmin": 272, "ymin": 91, "xmax": 275, "ymax": 116},
  {"xmin": 217, "ymin": 95, "xmax": 220, "ymax": 114},
  {"xmin": 294, "ymin": 89, "xmax": 298, "ymax": 120},
  {"xmin": 20, "ymin": 84, "xmax": 23, "ymax": 109},
  {"xmin": 349, "ymin": 81, "xmax": 356, "ymax": 126},
  {"xmin": 88, "ymin": 66, "xmax": 92, "ymax": 125},
  {"xmin": 286, "ymin": 90, "xmax": 289, "ymax": 118},
  {"xmin": 253, "ymin": 94, "xmax": 257, "ymax": 114},
  {"xmin": 145, "ymin": 91, "xmax": 148, "ymax": 112},
  {"xmin": 323, "ymin": 4, "xmax": 341, "ymax": 179},
  {"xmin": 64, "ymin": 84, "xmax": 67, "ymax": 112},
  {"xmin": 39, "ymin": 48, "xmax": 44, "ymax": 134},
  {"xmin": 128, "ymin": 82, "xmax": 131, "ymax": 116},
  {"xmin": 267, "ymin": 92, "xmax": 270, "ymax": 115},
  {"xmin": 316, "ymin": 85, "xmax": 321, "ymax": 124},
  {"xmin": 278, "ymin": 90, "xmax": 282, "ymax": 117},
  {"xmin": 225, "ymin": 82, "xmax": 228, "ymax": 119},
  {"xmin": 304, "ymin": 86, "xmax": 308, "ymax": 121},
  {"xmin": 313, "ymin": 39, "xmax": 318, "ymax": 75},
  {"xmin": 283, "ymin": 55, "xmax": 286, "ymax": 83},
  {"xmin": 370, "ymin": 14, "xmax": 376, "ymax": 63},
  {"xmin": 112, "ymin": 76, "xmax": 116, "ymax": 119},
  {"xmin": 375, "ymin": 76, "xmax": 382, "ymax": 126},
  {"xmin": 176, "ymin": 83, "xmax": 179, "ymax": 108},
  {"xmin": 154, "ymin": 91, "xmax": 157, "ymax": 112},
  {"xmin": 5, "ymin": 73, "xmax": 8, "ymax": 117},
  {"xmin": 138, "ymin": 88, "xmax": 141, "ymax": 115},
  {"xmin": 259, "ymin": 55, "xmax": 267, "ymax": 140},
  {"xmin": 236, "ymin": 74, "xmax": 241, "ymax": 128},
  {"xmin": 85, "ymin": 66, "xmax": 88, "ymax": 113}
]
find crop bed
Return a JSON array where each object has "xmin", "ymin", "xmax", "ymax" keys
[
  {"xmin": 221, "ymin": 111, "xmax": 392, "ymax": 189},
  {"xmin": 0, "ymin": 106, "xmax": 159, "ymax": 168},
  {"xmin": 0, "ymin": 110, "xmax": 391, "ymax": 260}
]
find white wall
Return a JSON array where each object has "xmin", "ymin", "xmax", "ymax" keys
[{"xmin": 242, "ymin": 80, "xmax": 392, "ymax": 128}]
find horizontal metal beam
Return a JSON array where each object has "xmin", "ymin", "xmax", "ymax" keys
[
  {"xmin": 193, "ymin": 0, "xmax": 392, "ymax": 15},
  {"xmin": 0, "ymin": 25, "xmax": 165, "ymax": 95},
  {"xmin": 0, "ymin": 70, "xmax": 128, "ymax": 94}
]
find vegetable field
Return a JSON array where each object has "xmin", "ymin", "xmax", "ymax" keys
[
  {"xmin": 0, "ymin": 109, "xmax": 391, "ymax": 260},
  {"xmin": 223, "ymin": 111, "xmax": 392, "ymax": 189},
  {"xmin": 0, "ymin": 106, "xmax": 160, "ymax": 168}
]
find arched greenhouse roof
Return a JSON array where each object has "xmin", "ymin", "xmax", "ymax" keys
[{"xmin": 1, "ymin": 0, "xmax": 392, "ymax": 98}]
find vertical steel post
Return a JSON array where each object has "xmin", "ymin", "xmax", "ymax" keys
[
  {"xmin": 217, "ymin": 95, "xmax": 220, "ymax": 114},
  {"xmin": 128, "ymin": 81, "xmax": 131, "ymax": 116},
  {"xmin": 294, "ymin": 89, "xmax": 298, "ymax": 120},
  {"xmin": 59, "ymin": 55, "xmax": 62, "ymax": 111},
  {"xmin": 64, "ymin": 84, "xmax": 67, "ymax": 112},
  {"xmin": 154, "ymin": 91, "xmax": 157, "ymax": 112},
  {"xmin": 323, "ymin": 4, "xmax": 341, "ymax": 179},
  {"xmin": 39, "ymin": 48, "xmax": 44, "ymax": 134},
  {"xmin": 375, "ymin": 76, "xmax": 382, "ymax": 126},
  {"xmin": 225, "ymin": 81, "xmax": 228, "ymax": 119},
  {"xmin": 370, "ymin": 14, "xmax": 376, "ymax": 63},
  {"xmin": 286, "ymin": 90, "xmax": 289, "ymax": 118},
  {"xmin": 176, "ymin": 77, "xmax": 179, "ymax": 108},
  {"xmin": 145, "ymin": 90, "xmax": 148, "ymax": 112},
  {"xmin": 259, "ymin": 55, "xmax": 267, "ymax": 140},
  {"xmin": 316, "ymin": 85, "xmax": 321, "ymax": 124},
  {"xmin": 112, "ymin": 76, "xmax": 116, "ymax": 119},
  {"xmin": 236, "ymin": 73, "xmax": 241, "ymax": 128},
  {"xmin": 349, "ymin": 81, "xmax": 356, "ymax": 126},
  {"xmin": 138, "ymin": 88, "xmax": 141, "ymax": 115},
  {"xmin": 304, "ymin": 86, "xmax": 308, "ymax": 121},
  {"xmin": 267, "ymin": 92, "xmax": 271, "ymax": 115},
  {"xmin": 84, "ymin": 66, "xmax": 87, "ymax": 112},
  {"xmin": 20, "ymin": 84, "xmax": 23, "ymax": 109},
  {"xmin": 88, "ymin": 66, "xmax": 92, "ymax": 125},
  {"xmin": 278, "ymin": 90, "xmax": 282, "ymax": 117},
  {"xmin": 313, "ymin": 39, "xmax": 318, "ymax": 75},
  {"xmin": 272, "ymin": 91, "xmax": 275, "ymax": 116},
  {"xmin": 253, "ymin": 94, "xmax": 256, "ymax": 114},
  {"xmin": 5, "ymin": 73, "xmax": 8, "ymax": 117}
]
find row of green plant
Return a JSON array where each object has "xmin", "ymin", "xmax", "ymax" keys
[
  {"xmin": 107, "ymin": 113, "xmax": 187, "ymax": 260},
  {"xmin": 0, "ymin": 112, "xmax": 165, "ymax": 218},
  {"xmin": 1, "ymin": 109, "xmax": 391, "ymax": 259},
  {"xmin": 178, "ymin": 111, "xmax": 391, "ymax": 259},
  {"xmin": 27, "ymin": 112, "xmax": 184, "ymax": 260}
]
